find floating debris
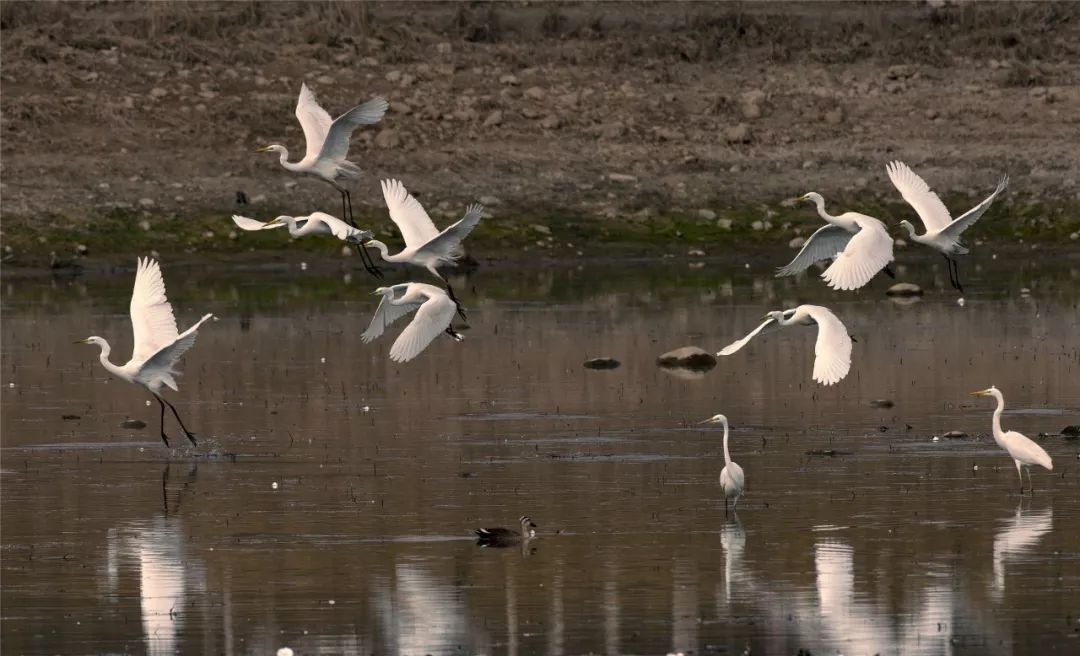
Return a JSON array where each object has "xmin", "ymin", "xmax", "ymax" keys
[
  {"xmin": 583, "ymin": 357, "xmax": 620, "ymax": 370},
  {"xmin": 869, "ymin": 399, "xmax": 894, "ymax": 408},
  {"xmin": 943, "ymin": 430, "xmax": 967, "ymax": 439},
  {"xmin": 120, "ymin": 419, "xmax": 147, "ymax": 429}
]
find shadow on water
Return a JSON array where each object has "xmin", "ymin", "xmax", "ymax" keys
[{"xmin": 2, "ymin": 252, "xmax": 1079, "ymax": 654}]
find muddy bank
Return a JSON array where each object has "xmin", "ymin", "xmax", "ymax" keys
[{"xmin": 2, "ymin": 1, "xmax": 1080, "ymax": 267}]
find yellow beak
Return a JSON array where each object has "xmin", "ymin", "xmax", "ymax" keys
[
  {"xmin": 255, "ymin": 145, "xmax": 274, "ymax": 153},
  {"xmin": 970, "ymin": 390, "xmax": 988, "ymax": 396},
  {"xmin": 74, "ymin": 338, "xmax": 89, "ymax": 344}
]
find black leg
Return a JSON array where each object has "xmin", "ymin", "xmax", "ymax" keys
[
  {"xmin": 155, "ymin": 396, "xmax": 171, "ymax": 447},
  {"xmin": 444, "ymin": 281, "xmax": 468, "ymax": 321},
  {"xmin": 340, "ymin": 191, "xmax": 349, "ymax": 226},
  {"xmin": 345, "ymin": 190, "xmax": 355, "ymax": 225},
  {"xmin": 161, "ymin": 396, "xmax": 197, "ymax": 447},
  {"xmin": 883, "ymin": 265, "xmax": 896, "ymax": 279},
  {"xmin": 951, "ymin": 258, "xmax": 964, "ymax": 295}
]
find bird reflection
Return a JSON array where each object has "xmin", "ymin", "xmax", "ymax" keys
[
  {"xmin": 992, "ymin": 502, "xmax": 1053, "ymax": 599},
  {"xmin": 719, "ymin": 519, "xmax": 746, "ymax": 606},
  {"xmin": 374, "ymin": 563, "xmax": 467, "ymax": 655}
]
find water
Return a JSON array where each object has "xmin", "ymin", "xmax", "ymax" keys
[{"xmin": 3, "ymin": 252, "xmax": 1079, "ymax": 655}]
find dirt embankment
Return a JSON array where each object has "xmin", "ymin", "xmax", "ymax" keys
[{"xmin": 2, "ymin": 1, "xmax": 1079, "ymax": 268}]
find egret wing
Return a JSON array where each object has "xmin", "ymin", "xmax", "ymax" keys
[
  {"xmin": 308, "ymin": 212, "xmax": 362, "ymax": 241},
  {"xmin": 803, "ymin": 305, "xmax": 851, "ymax": 385},
  {"xmin": 135, "ymin": 313, "xmax": 213, "ymax": 391},
  {"xmin": 718, "ymin": 316, "xmax": 780, "ymax": 356},
  {"xmin": 129, "ymin": 258, "xmax": 180, "ymax": 364},
  {"xmin": 296, "ymin": 83, "xmax": 334, "ymax": 161},
  {"xmin": 231, "ymin": 215, "xmax": 289, "ymax": 231},
  {"xmin": 886, "ymin": 161, "xmax": 952, "ymax": 232},
  {"xmin": 361, "ymin": 285, "xmax": 419, "ymax": 343},
  {"xmin": 415, "ymin": 204, "xmax": 484, "ymax": 263},
  {"xmin": 1004, "ymin": 431, "xmax": 1053, "ymax": 470},
  {"xmin": 317, "ymin": 96, "xmax": 389, "ymax": 164},
  {"xmin": 380, "ymin": 179, "xmax": 440, "ymax": 248},
  {"xmin": 821, "ymin": 219, "xmax": 893, "ymax": 291},
  {"xmin": 389, "ymin": 292, "xmax": 456, "ymax": 363},
  {"xmin": 940, "ymin": 174, "xmax": 1008, "ymax": 241},
  {"xmin": 776, "ymin": 224, "xmax": 854, "ymax": 277}
]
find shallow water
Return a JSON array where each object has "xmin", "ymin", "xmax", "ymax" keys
[{"xmin": 2, "ymin": 253, "xmax": 1079, "ymax": 655}]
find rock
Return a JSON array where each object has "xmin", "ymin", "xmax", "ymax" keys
[
  {"xmin": 657, "ymin": 346, "xmax": 717, "ymax": 371},
  {"xmin": 482, "ymin": 110, "xmax": 502, "ymax": 127},
  {"xmin": 1062, "ymin": 425, "xmax": 1080, "ymax": 438},
  {"xmin": 869, "ymin": 399, "xmax": 894, "ymax": 408},
  {"xmin": 943, "ymin": 430, "xmax": 967, "ymax": 439},
  {"xmin": 138, "ymin": 197, "xmax": 155, "ymax": 208},
  {"xmin": 696, "ymin": 208, "xmax": 716, "ymax": 220},
  {"xmin": 583, "ymin": 357, "xmax": 620, "ymax": 370},
  {"xmin": 149, "ymin": 87, "xmax": 168, "ymax": 99},
  {"xmin": 739, "ymin": 89, "xmax": 765, "ymax": 119},
  {"xmin": 887, "ymin": 64, "xmax": 915, "ymax": 80},
  {"xmin": 540, "ymin": 114, "xmax": 561, "ymax": 130},
  {"xmin": 530, "ymin": 224, "xmax": 552, "ymax": 235},
  {"xmin": 687, "ymin": 249, "xmax": 705, "ymax": 257},
  {"xmin": 62, "ymin": 414, "xmax": 81, "ymax": 420},
  {"xmin": 392, "ymin": 101, "xmax": 412, "ymax": 115},
  {"xmin": 607, "ymin": 173, "xmax": 637, "ymax": 183},
  {"xmin": 824, "ymin": 108, "xmax": 844, "ymax": 125},
  {"xmin": 75, "ymin": 244, "xmax": 89, "ymax": 255},
  {"xmin": 724, "ymin": 123, "xmax": 752, "ymax": 144},
  {"xmin": 479, "ymin": 195, "xmax": 501, "ymax": 206},
  {"xmin": 788, "ymin": 236, "xmax": 806, "ymax": 249},
  {"xmin": 385, "ymin": 70, "xmax": 402, "ymax": 83},
  {"xmin": 716, "ymin": 218, "xmax": 733, "ymax": 230},
  {"xmin": 886, "ymin": 282, "xmax": 923, "ymax": 296},
  {"xmin": 121, "ymin": 419, "xmax": 147, "ymax": 429},
  {"xmin": 374, "ymin": 129, "xmax": 401, "ymax": 149},
  {"xmin": 751, "ymin": 220, "xmax": 765, "ymax": 231},
  {"xmin": 593, "ymin": 122, "xmax": 626, "ymax": 139},
  {"xmin": 524, "ymin": 86, "xmax": 546, "ymax": 100},
  {"xmin": 498, "ymin": 73, "xmax": 520, "ymax": 85},
  {"xmin": 317, "ymin": 75, "xmax": 334, "ymax": 85}
]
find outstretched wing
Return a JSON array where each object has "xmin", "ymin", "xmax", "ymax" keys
[
  {"xmin": 940, "ymin": 174, "xmax": 1008, "ymax": 241},
  {"xmin": 718, "ymin": 315, "xmax": 781, "ymax": 356},
  {"xmin": 361, "ymin": 285, "xmax": 418, "ymax": 343},
  {"xmin": 381, "ymin": 178, "xmax": 440, "ymax": 248},
  {"xmin": 802, "ymin": 305, "xmax": 852, "ymax": 386},
  {"xmin": 129, "ymin": 258, "xmax": 180, "ymax": 364},
  {"xmin": 231, "ymin": 214, "xmax": 300, "ymax": 231},
  {"xmin": 415, "ymin": 203, "xmax": 484, "ymax": 263},
  {"xmin": 295, "ymin": 83, "xmax": 334, "ymax": 161},
  {"xmin": 821, "ymin": 219, "xmax": 893, "ymax": 291},
  {"xmin": 136, "ymin": 314, "xmax": 214, "ymax": 390},
  {"xmin": 389, "ymin": 292, "xmax": 457, "ymax": 363},
  {"xmin": 317, "ymin": 96, "xmax": 389, "ymax": 164},
  {"xmin": 886, "ymin": 161, "xmax": 952, "ymax": 233},
  {"xmin": 776, "ymin": 224, "xmax": 854, "ymax": 277},
  {"xmin": 308, "ymin": 212, "xmax": 365, "ymax": 241}
]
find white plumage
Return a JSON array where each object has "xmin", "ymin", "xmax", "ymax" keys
[
  {"xmin": 971, "ymin": 386, "xmax": 1053, "ymax": 492},
  {"xmin": 718, "ymin": 305, "xmax": 852, "ymax": 386},
  {"xmin": 701, "ymin": 413, "xmax": 745, "ymax": 513},
  {"xmin": 78, "ymin": 258, "xmax": 213, "ymax": 447},
  {"xmin": 232, "ymin": 212, "xmax": 372, "ymax": 244},
  {"xmin": 362, "ymin": 283, "xmax": 463, "ymax": 363}
]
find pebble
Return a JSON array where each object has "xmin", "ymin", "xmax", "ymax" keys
[
  {"xmin": 121, "ymin": 419, "xmax": 147, "ymax": 429},
  {"xmin": 583, "ymin": 357, "xmax": 621, "ymax": 370},
  {"xmin": 540, "ymin": 114, "xmax": 561, "ymax": 130},
  {"xmin": 607, "ymin": 173, "xmax": 637, "ymax": 183},
  {"xmin": 524, "ymin": 86, "xmax": 546, "ymax": 100},
  {"xmin": 696, "ymin": 208, "xmax": 716, "ymax": 220},
  {"xmin": 788, "ymin": 236, "xmax": 806, "ymax": 249},
  {"xmin": 138, "ymin": 197, "xmax": 155, "ymax": 208},
  {"xmin": 724, "ymin": 123, "xmax": 752, "ymax": 144},
  {"xmin": 479, "ymin": 195, "xmax": 501, "ymax": 206},
  {"xmin": 482, "ymin": 110, "xmax": 502, "ymax": 127},
  {"xmin": 716, "ymin": 219, "xmax": 733, "ymax": 230},
  {"xmin": 276, "ymin": 649, "xmax": 294, "ymax": 656},
  {"xmin": 943, "ymin": 430, "xmax": 967, "ymax": 439},
  {"xmin": 272, "ymin": 482, "xmax": 279, "ymax": 490},
  {"xmin": 869, "ymin": 399, "xmax": 894, "ymax": 408},
  {"xmin": 886, "ymin": 282, "xmax": 923, "ymax": 296}
]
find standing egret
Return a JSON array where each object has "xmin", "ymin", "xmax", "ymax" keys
[
  {"xmin": 232, "ymin": 212, "xmax": 382, "ymax": 277},
  {"xmin": 256, "ymin": 83, "xmax": 388, "ymax": 228},
  {"xmin": 77, "ymin": 258, "xmax": 213, "ymax": 447},
  {"xmin": 474, "ymin": 516, "xmax": 538, "ymax": 547},
  {"xmin": 361, "ymin": 283, "xmax": 463, "ymax": 363},
  {"xmin": 718, "ymin": 305, "xmax": 852, "ymax": 386},
  {"xmin": 778, "ymin": 193, "xmax": 894, "ymax": 291},
  {"xmin": 364, "ymin": 179, "xmax": 484, "ymax": 319},
  {"xmin": 887, "ymin": 160, "xmax": 1008, "ymax": 294},
  {"xmin": 701, "ymin": 414, "xmax": 745, "ymax": 514},
  {"xmin": 971, "ymin": 386, "xmax": 1053, "ymax": 493}
]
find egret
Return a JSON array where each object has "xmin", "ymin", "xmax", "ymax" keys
[
  {"xmin": 700, "ymin": 414, "xmax": 745, "ymax": 514},
  {"xmin": 231, "ymin": 212, "xmax": 383, "ymax": 277},
  {"xmin": 77, "ymin": 258, "xmax": 213, "ymax": 447},
  {"xmin": 256, "ymin": 82, "xmax": 388, "ymax": 229},
  {"xmin": 778, "ymin": 193, "xmax": 894, "ymax": 291},
  {"xmin": 887, "ymin": 160, "xmax": 1008, "ymax": 294},
  {"xmin": 719, "ymin": 305, "xmax": 852, "ymax": 386},
  {"xmin": 361, "ymin": 283, "xmax": 463, "ymax": 363},
  {"xmin": 474, "ymin": 516, "xmax": 537, "ymax": 547},
  {"xmin": 971, "ymin": 386, "xmax": 1053, "ymax": 493},
  {"xmin": 364, "ymin": 179, "xmax": 484, "ymax": 318}
]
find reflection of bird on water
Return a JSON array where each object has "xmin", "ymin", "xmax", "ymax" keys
[
  {"xmin": 474, "ymin": 515, "xmax": 537, "ymax": 548},
  {"xmin": 719, "ymin": 519, "xmax": 746, "ymax": 605},
  {"xmin": 992, "ymin": 503, "xmax": 1052, "ymax": 598},
  {"xmin": 700, "ymin": 413, "xmax": 745, "ymax": 513},
  {"xmin": 971, "ymin": 386, "xmax": 1053, "ymax": 493}
]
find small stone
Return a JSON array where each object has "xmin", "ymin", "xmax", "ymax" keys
[
  {"xmin": 925, "ymin": 108, "xmax": 939, "ymax": 120},
  {"xmin": 824, "ymin": 108, "xmax": 844, "ymax": 125},
  {"xmin": 716, "ymin": 218, "xmax": 733, "ymax": 230},
  {"xmin": 688, "ymin": 249, "xmax": 705, "ymax": 257},
  {"xmin": 696, "ymin": 208, "xmax": 716, "ymax": 220},
  {"xmin": 317, "ymin": 74, "xmax": 334, "ymax": 85},
  {"xmin": 751, "ymin": 220, "xmax": 765, "ymax": 231},
  {"xmin": 593, "ymin": 122, "xmax": 626, "ymax": 139},
  {"xmin": 943, "ymin": 430, "xmax": 967, "ymax": 439},
  {"xmin": 530, "ymin": 224, "xmax": 552, "ymax": 235},
  {"xmin": 657, "ymin": 346, "xmax": 717, "ymax": 371},
  {"xmin": 138, "ymin": 197, "xmax": 155, "ymax": 208},
  {"xmin": 540, "ymin": 114, "xmax": 561, "ymax": 129},
  {"xmin": 139, "ymin": 220, "xmax": 151, "ymax": 231},
  {"xmin": 479, "ymin": 195, "xmax": 501, "ymax": 206},
  {"xmin": 62, "ymin": 414, "xmax": 80, "ymax": 420},
  {"xmin": 869, "ymin": 399, "xmax": 894, "ymax": 408},
  {"xmin": 724, "ymin": 123, "xmax": 752, "ymax": 144},
  {"xmin": 788, "ymin": 236, "xmax": 806, "ymax": 249},
  {"xmin": 886, "ymin": 282, "xmax": 923, "ymax": 296},
  {"xmin": 149, "ymin": 87, "xmax": 168, "ymax": 99},
  {"xmin": 436, "ymin": 42, "xmax": 452, "ymax": 54},
  {"xmin": 374, "ymin": 129, "xmax": 401, "ymax": 149},
  {"xmin": 75, "ymin": 244, "xmax": 89, "ymax": 255},
  {"xmin": 583, "ymin": 357, "xmax": 621, "ymax": 370},
  {"xmin": 392, "ymin": 101, "xmax": 412, "ymax": 115},
  {"xmin": 607, "ymin": 173, "xmax": 638, "ymax": 183},
  {"xmin": 121, "ymin": 419, "xmax": 147, "ymax": 429},
  {"xmin": 385, "ymin": 70, "xmax": 402, "ymax": 83},
  {"xmin": 1062, "ymin": 425, "xmax": 1080, "ymax": 437},
  {"xmin": 524, "ymin": 86, "xmax": 546, "ymax": 100},
  {"xmin": 482, "ymin": 110, "xmax": 502, "ymax": 127},
  {"xmin": 499, "ymin": 73, "xmax": 519, "ymax": 85}
]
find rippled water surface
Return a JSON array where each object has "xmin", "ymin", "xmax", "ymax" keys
[{"xmin": 3, "ymin": 252, "xmax": 1079, "ymax": 655}]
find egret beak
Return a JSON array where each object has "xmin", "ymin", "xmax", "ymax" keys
[
  {"xmin": 971, "ymin": 389, "xmax": 990, "ymax": 397},
  {"xmin": 698, "ymin": 416, "xmax": 718, "ymax": 424},
  {"xmin": 255, "ymin": 145, "xmax": 274, "ymax": 153},
  {"xmin": 74, "ymin": 338, "xmax": 90, "ymax": 344},
  {"xmin": 761, "ymin": 313, "xmax": 773, "ymax": 321}
]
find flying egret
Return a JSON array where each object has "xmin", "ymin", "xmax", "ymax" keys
[
  {"xmin": 361, "ymin": 283, "xmax": 463, "ymax": 363},
  {"xmin": 256, "ymin": 83, "xmax": 388, "ymax": 229},
  {"xmin": 231, "ymin": 212, "xmax": 382, "ymax": 277},
  {"xmin": 778, "ymin": 193, "xmax": 895, "ymax": 291},
  {"xmin": 474, "ymin": 516, "xmax": 538, "ymax": 547},
  {"xmin": 700, "ymin": 414, "xmax": 745, "ymax": 514},
  {"xmin": 971, "ymin": 386, "xmax": 1053, "ymax": 493},
  {"xmin": 77, "ymin": 258, "xmax": 213, "ymax": 447},
  {"xmin": 364, "ymin": 179, "xmax": 484, "ymax": 319},
  {"xmin": 719, "ymin": 305, "xmax": 852, "ymax": 386},
  {"xmin": 887, "ymin": 160, "xmax": 1008, "ymax": 294}
]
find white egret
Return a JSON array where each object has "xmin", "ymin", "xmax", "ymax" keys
[
  {"xmin": 700, "ymin": 414, "xmax": 745, "ymax": 513},
  {"xmin": 361, "ymin": 283, "xmax": 463, "ymax": 363},
  {"xmin": 474, "ymin": 516, "xmax": 537, "ymax": 547},
  {"xmin": 719, "ymin": 305, "xmax": 852, "ymax": 386},
  {"xmin": 364, "ymin": 179, "xmax": 484, "ymax": 318},
  {"xmin": 231, "ymin": 212, "xmax": 382, "ymax": 277},
  {"xmin": 256, "ymin": 83, "xmax": 388, "ymax": 228},
  {"xmin": 971, "ymin": 386, "xmax": 1053, "ymax": 493},
  {"xmin": 777, "ymin": 193, "xmax": 895, "ymax": 291},
  {"xmin": 887, "ymin": 160, "xmax": 1008, "ymax": 294},
  {"xmin": 77, "ymin": 258, "xmax": 213, "ymax": 447}
]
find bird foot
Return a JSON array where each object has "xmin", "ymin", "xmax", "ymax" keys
[
  {"xmin": 160, "ymin": 433, "xmax": 172, "ymax": 448},
  {"xmin": 183, "ymin": 431, "xmax": 198, "ymax": 447}
]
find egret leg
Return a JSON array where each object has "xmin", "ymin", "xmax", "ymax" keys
[
  {"xmin": 159, "ymin": 395, "xmax": 197, "ymax": 447},
  {"xmin": 443, "ymin": 280, "xmax": 468, "ymax": 321},
  {"xmin": 1026, "ymin": 467, "xmax": 1035, "ymax": 495},
  {"xmin": 724, "ymin": 496, "xmax": 729, "ymax": 516},
  {"xmin": 733, "ymin": 495, "xmax": 739, "ymax": 513},
  {"xmin": 337, "ymin": 189, "xmax": 383, "ymax": 279},
  {"xmin": 951, "ymin": 258, "xmax": 965, "ymax": 295},
  {"xmin": 883, "ymin": 265, "xmax": 896, "ymax": 279},
  {"xmin": 1015, "ymin": 460, "xmax": 1024, "ymax": 494},
  {"xmin": 445, "ymin": 326, "xmax": 464, "ymax": 342},
  {"xmin": 155, "ymin": 396, "xmax": 171, "ymax": 447}
]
